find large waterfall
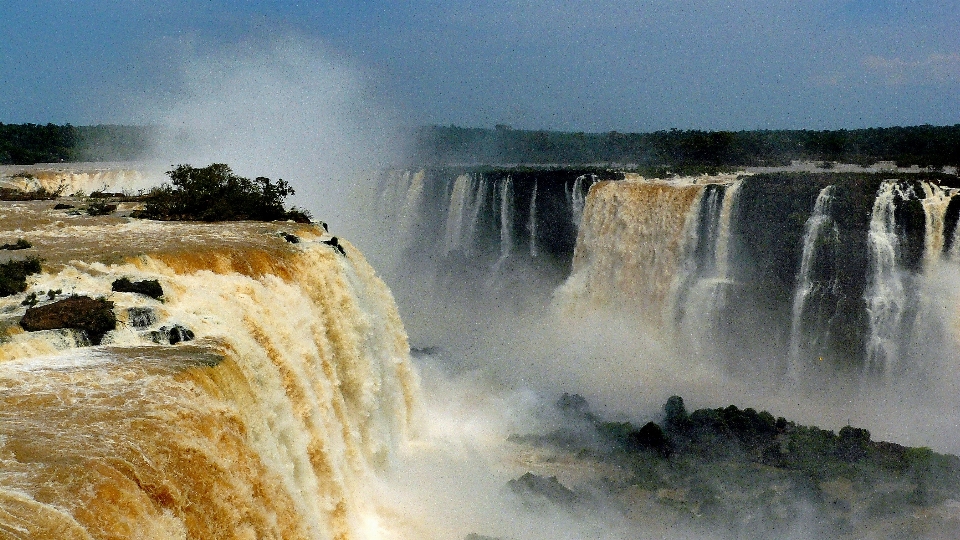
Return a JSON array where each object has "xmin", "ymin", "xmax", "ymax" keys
[
  {"xmin": 374, "ymin": 168, "xmax": 960, "ymax": 379},
  {"xmin": 0, "ymin": 205, "xmax": 419, "ymax": 539}
]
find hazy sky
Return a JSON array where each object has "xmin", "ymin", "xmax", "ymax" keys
[{"xmin": 1, "ymin": 0, "xmax": 959, "ymax": 131}]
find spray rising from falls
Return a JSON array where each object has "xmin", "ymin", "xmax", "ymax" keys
[{"xmin": 0, "ymin": 208, "xmax": 419, "ymax": 539}]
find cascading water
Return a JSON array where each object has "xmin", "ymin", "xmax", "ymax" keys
[
  {"xmin": 566, "ymin": 174, "xmax": 589, "ymax": 229},
  {"xmin": 920, "ymin": 182, "xmax": 957, "ymax": 268},
  {"xmin": 787, "ymin": 185, "xmax": 838, "ymax": 380},
  {"xmin": 489, "ymin": 176, "xmax": 514, "ymax": 278},
  {"xmin": 673, "ymin": 181, "xmax": 743, "ymax": 355},
  {"xmin": 443, "ymin": 174, "xmax": 473, "ymax": 256},
  {"xmin": 0, "ymin": 206, "xmax": 419, "ymax": 540},
  {"xmin": 863, "ymin": 181, "xmax": 910, "ymax": 377},
  {"xmin": 528, "ymin": 180, "xmax": 538, "ymax": 258}
]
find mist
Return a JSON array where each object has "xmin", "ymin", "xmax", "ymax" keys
[{"xmin": 143, "ymin": 37, "xmax": 407, "ymax": 235}]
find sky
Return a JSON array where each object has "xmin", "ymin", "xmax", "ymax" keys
[{"xmin": 1, "ymin": 0, "xmax": 959, "ymax": 132}]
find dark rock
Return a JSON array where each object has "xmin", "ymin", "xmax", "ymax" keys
[
  {"xmin": 280, "ymin": 232, "xmax": 300, "ymax": 244},
  {"xmin": 0, "ymin": 239, "xmax": 31, "ymax": 250},
  {"xmin": 20, "ymin": 295, "xmax": 117, "ymax": 345},
  {"xmin": 127, "ymin": 307, "xmax": 157, "ymax": 328},
  {"xmin": 53, "ymin": 203, "xmax": 75, "ymax": 210},
  {"xmin": 112, "ymin": 277, "xmax": 164, "ymax": 300},
  {"xmin": 322, "ymin": 236, "xmax": 346, "ymax": 256},
  {"xmin": 0, "ymin": 257, "xmax": 42, "ymax": 297},
  {"xmin": 320, "ymin": 221, "xmax": 328, "ymax": 232},
  {"xmin": 150, "ymin": 324, "xmax": 195, "ymax": 345},
  {"xmin": 508, "ymin": 472, "xmax": 580, "ymax": 507}
]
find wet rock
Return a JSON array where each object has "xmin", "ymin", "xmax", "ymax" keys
[
  {"xmin": 111, "ymin": 277, "xmax": 164, "ymax": 300},
  {"xmin": 280, "ymin": 232, "xmax": 300, "ymax": 244},
  {"xmin": 20, "ymin": 295, "xmax": 117, "ymax": 345},
  {"xmin": 0, "ymin": 239, "xmax": 31, "ymax": 250},
  {"xmin": 322, "ymin": 236, "xmax": 346, "ymax": 256},
  {"xmin": 507, "ymin": 472, "xmax": 581, "ymax": 508},
  {"xmin": 53, "ymin": 203, "xmax": 75, "ymax": 210},
  {"xmin": 127, "ymin": 307, "xmax": 157, "ymax": 328},
  {"xmin": 150, "ymin": 324, "xmax": 195, "ymax": 345}
]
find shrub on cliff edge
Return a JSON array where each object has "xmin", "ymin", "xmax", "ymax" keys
[{"xmin": 132, "ymin": 163, "xmax": 311, "ymax": 222}]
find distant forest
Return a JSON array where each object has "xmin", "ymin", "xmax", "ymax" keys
[
  {"xmin": 2, "ymin": 122, "xmax": 959, "ymax": 170},
  {"xmin": 415, "ymin": 124, "xmax": 960, "ymax": 170},
  {"xmin": 0, "ymin": 124, "xmax": 153, "ymax": 164}
]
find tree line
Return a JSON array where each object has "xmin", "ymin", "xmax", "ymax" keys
[
  {"xmin": 415, "ymin": 124, "xmax": 960, "ymax": 170},
  {"xmin": 3, "ymin": 122, "xmax": 959, "ymax": 169},
  {"xmin": 0, "ymin": 123, "xmax": 153, "ymax": 164}
]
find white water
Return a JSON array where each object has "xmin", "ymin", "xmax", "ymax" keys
[
  {"xmin": 864, "ymin": 181, "xmax": 909, "ymax": 377},
  {"xmin": 920, "ymin": 182, "xmax": 957, "ymax": 268},
  {"xmin": 566, "ymin": 174, "xmax": 588, "ymax": 229},
  {"xmin": 443, "ymin": 174, "xmax": 473, "ymax": 256},
  {"xmin": 528, "ymin": 180, "xmax": 538, "ymax": 258},
  {"xmin": 787, "ymin": 185, "xmax": 837, "ymax": 381},
  {"xmin": 0, "ymin": 217, "xmax": 419, "ymax": 539},
  {"xmin": 489, "ymin": 176, "xmax": 514, "ymax": 278}
]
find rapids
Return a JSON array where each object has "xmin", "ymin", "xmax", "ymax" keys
[{"xmin": 0, "ymin": 202, "xmax": 418, "ymax": 539}]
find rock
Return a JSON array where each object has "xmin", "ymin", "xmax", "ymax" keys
[
  {"xmin": 53, "ymin": 203, "xmax": 75, "ymax": 210},
  {"xmin": 111, "ymin": 277, "xmax": 164, "ymax": 300},
  {"xmin": 0, "ymin": 239, "xmax": 31, "ymax": 250},
  {"xmin": 150, "ymin": 324, "xmax": 195, "ymax": 345},
  {"xmin": 280, "ymin": 232, "xmax": 300, "ymax": 244},
  {"xmin": 126, "ymin": 307, "xmax": 157, "ymax": 328},
  {"xmin": 322, "ymin": 236, "xmax": 346, "ymax": 256},
  {"xmin": 507, "ymin": 472, "xmax": 580, "ymax": 507},
  {"xmin": 20, "ymin": 295, "xmax": 117, "ymax": 345}
]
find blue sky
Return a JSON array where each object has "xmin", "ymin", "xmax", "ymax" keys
[{"xmin": 1, "ymin": 0, "xmax": 958, "ymax": 131}]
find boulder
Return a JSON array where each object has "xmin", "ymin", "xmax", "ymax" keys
[
  {"xmin": 127, "ymin": 307, "xmax": 157, "ymax": 328},
  {"xmin": 112, "ymin": 277, "xmax": 164, "ymax": 300},
  {"xmin": 150, "ymin": 324, "xmax": 195, "ymax": 345},
  {"xmin": 20, "ymin": 296, "xmax": 117, "ymax": 345}
]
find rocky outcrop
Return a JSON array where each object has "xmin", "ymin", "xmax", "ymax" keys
[
  {"xmin": 112, "ymin": 277, "xmax": 164, "ymax": 300},
  {"xmin": 20, "ymin": 296, "xmax": 117, "ymax": 345}
]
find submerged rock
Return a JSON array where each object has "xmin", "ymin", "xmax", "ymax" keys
[
  {"xmin": 322, "ymin": 236, "xmax": 346, "ymax": 256},
  {"xmin": 126, "ymin": 307, "xmax": 157, "ymax": 329},
  {"xmin": 112, "ymin": 277, "xmax": 164, "ymax": 300},
  {"xmin": 150, "ymin": 324, "xmax": 195, "ymax": 345},
  {"xmin": 508, "ymin": 472, "xmax": 581, "ymax": 508},
  {"xmin": 20, "ymin": 295, "xmax": 117, "ymax": 345}
]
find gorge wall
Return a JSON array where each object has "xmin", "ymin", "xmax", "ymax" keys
[{"xmin": 376, "ymin": 168, "xmax": 960, "ymax": 381}]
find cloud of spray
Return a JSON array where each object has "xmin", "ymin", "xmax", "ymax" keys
[{"xmin": 146, "ymin": 36, "xmax": 407, "ymax": 233}]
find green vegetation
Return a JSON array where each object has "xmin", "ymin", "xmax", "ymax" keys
[
  {"xmin": 0, "ymin": 239, "xmax": 31, "ymax": 251},
  {"xmin": 510, "ymin": 394, "xmax": 960, "ymax": 536},
  {"xmin": 0, "ymin": 123, "xmax": 152, "ymax": 164},
  {"xmin": 416, "ymin": 124, "xmax": 960, "ymax": 169},
  {"xmin": 132, "ymin": 163, "xmax": 311, "ymax": 223},
  {"xmin": 0, "ymin": 257, "xmax": 42, "ymax": 297}
]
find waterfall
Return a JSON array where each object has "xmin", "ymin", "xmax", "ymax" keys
[
  {"xmin": 673, "ymin": 181, "xmax": 742, "ymax": 352},
  {"xmin": 567, "ymin": 174, "xmax": 589, "ymax": 229},
  {"xmin": 467, "ymin": 174, "xmax": 488, "ymax": 256},
  {"xmin": 920, "ymin": 182, "xmax": 956, "ymax": 268},
  {"xmin": 0, "ymin": 215, "xmax": 420, "ymax": 539},
  {"xmin": 397, "ymin": 170, "xmax": 426, "ymax": 249},
  {"xmin": 787, "ymin": 185, "xmax": 837, "ymax": 380},
  {"xmin": 443, "ymin": 174, "xmax": 473, "ymax": 255},
  {"xmin": 864, "ymin": 181, "xmax": 909, "ymax": 377},
  {"xmin": 498, "ymin": 176, "xmax": 515, "ymax": 260},
  {"xmin": 556, "ymin": 178, "xmax": 706, "ymax": 327},
  {"xmin": 528, "ymin": 180, "xmax": 539, "ymax": 258}
]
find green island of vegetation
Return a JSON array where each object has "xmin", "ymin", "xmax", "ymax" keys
[{"xmin": 505, "ymin": 394, "xmax": 960, "ymax": 538}]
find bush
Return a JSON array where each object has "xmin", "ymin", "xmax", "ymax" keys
[
  {"xmin": 0, "ymin": 256, "xmax": 42, "ymax": 296},
  {"xmin": 132, "ymin": 163, "xmax": 312, "ymax": 222}
]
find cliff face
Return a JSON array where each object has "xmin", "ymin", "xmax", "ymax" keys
[{"xmin": 0, "ymin": 201, "xmax": 419, "ymax": 539}]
